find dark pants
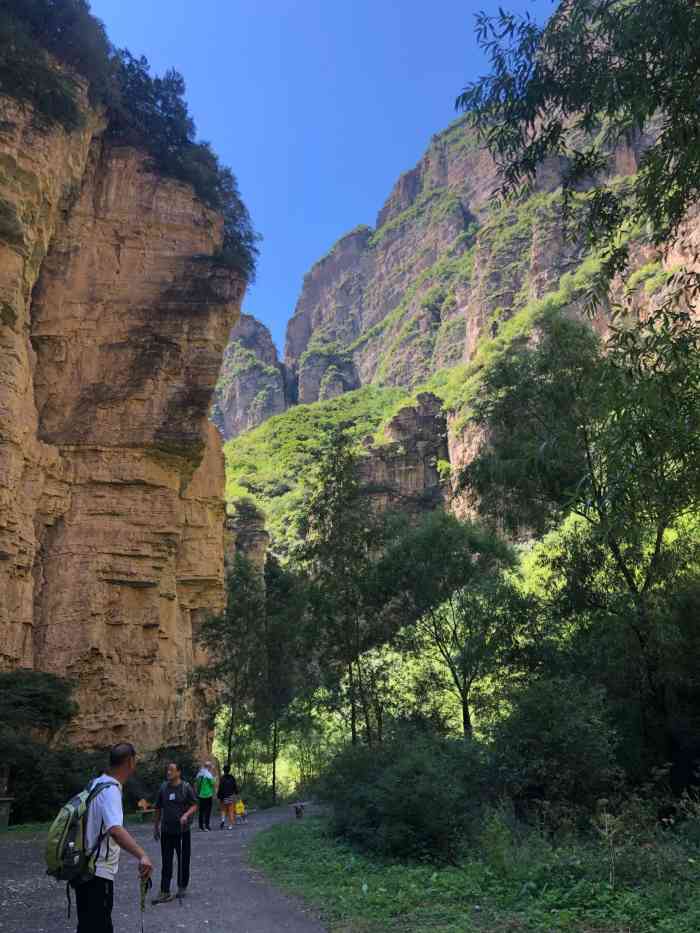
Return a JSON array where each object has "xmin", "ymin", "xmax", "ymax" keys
[
  {"xmin": 198, "ymin": 796, "xmax": 213, "ymax": 829},
  {"xmin": 160, "ymin": 830, "xmax": 191, "ymax": 893},
  {"xmin": 75, "ymin": 876, "xmax": 114, "ymax": 933}
]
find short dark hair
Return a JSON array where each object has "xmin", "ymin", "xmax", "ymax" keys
[
  {"xmin": 109, "ymin": 743, "xmax": 136, "ymax": 768},
  {"xmin": 168, "ymin": 762, "xmax": 182, "ymax": 773},
  {"xmin": 223, "ymin": 764, "xmax": 231, "ymax": 774}
]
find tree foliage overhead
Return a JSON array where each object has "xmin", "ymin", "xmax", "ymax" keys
[
  {"xmin": 457, "ymin": 0, "xmax": 700, "ymax": 300},
  {"xmin": 0, "ymin": 0, "xmax": 258, "ymax": 279}
]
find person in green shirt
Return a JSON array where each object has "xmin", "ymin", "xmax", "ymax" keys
[{"xmin": 194, "ymin": 761, "xmax": 216, "ymax": 831}]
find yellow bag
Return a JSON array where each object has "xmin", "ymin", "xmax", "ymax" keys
[{"xmin": 235, "ymin": 799, "xmax": 245, "ymax": 817}]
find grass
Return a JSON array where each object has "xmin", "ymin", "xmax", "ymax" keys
[
  {"xmin": 1, "ymin": 813, "xmax": 145, "ymax": 839},
  {"xmin": 251, "ymin": 816, "xmax": 700, "ymax": 933}
]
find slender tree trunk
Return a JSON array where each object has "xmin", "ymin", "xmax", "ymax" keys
[
  {"xmin": 348, "ymin": 663, "xmax": 358, "ymax": 745},
  {"xmin": 271, "ymin": 718, "xmax": 279, "ymax": 806},
  {"xmin": 355, "ymin": 660, "xmax": 373, "ymax": 747},
  {"xmin": 226, "ymin": 705, "xmax": 235, "ymax": 767},
  {"xmin": 375, "ymin": 701, "xmax": 383, "ymax": 745},
  {"xmin": 462, "ymin": 694, "xmax": 473, "ymax": 739}
]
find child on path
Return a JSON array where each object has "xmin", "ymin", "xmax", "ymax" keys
[{"xmin": 217, "ymin": 764, "xmax": 239, "ymax": 830}]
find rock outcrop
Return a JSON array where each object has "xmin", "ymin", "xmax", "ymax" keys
[
  {"xmin": 358, "ymin": 393, "xmax": 449, "ymax": 514},
  {"xmin": 0, "ymin": 95, "xmax": 244, "ymax": 753},
  {"xmin": 211, "ymin": 313, "xmax": 288, "ymax": 440}
]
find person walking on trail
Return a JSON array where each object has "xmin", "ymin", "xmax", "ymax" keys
[
  {"xmin": 152, "ymin": 762, "xmax": 198, "ymax": 904},
  {"xmin": 76, "ymin": 742, "xmax": 153, "ymax": 933},
  {"xmin": 194, "ymin": 761, "xmax": 216, "ymax": 831},
  {"xmin": 217, "ymin": 764, "xmax": 239, "ymax": 830}
]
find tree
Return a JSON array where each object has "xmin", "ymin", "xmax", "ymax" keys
[
  {"xmin": 376, "ymin": 510, "xmax": 513, "ymax": 624},
  {"xmin": 298, "ymin": 427, "xmax": 381, "ymax": 745},
  {"xmin": 257, "ymin": 555, "xmax": 307, "ymax": 803},
  {"xmin": 405, "ymin": 575, "xmax": 533, "ymax": 738},
  {"xmin": 195, "ymin": 553, "xmax": 265, "ymax": 767},
  {"xmin": 462, "ymin": 311, "xmax": 700, "ymax": 755},
  {"xmin": 458, "ymin": 0, "xmax": 700, "ymax": 301}
]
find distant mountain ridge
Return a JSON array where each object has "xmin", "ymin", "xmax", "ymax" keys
[
  {"xmin": 214, "ymin": 115, "xmax": 651, "ymax": 441},
  {"xmin": 218, "ymin": 115, "xmax": 678, "ymax": 548}
]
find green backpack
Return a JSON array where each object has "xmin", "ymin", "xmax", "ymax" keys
[{"xmin": 46, "ymin": 779, "xmax": 119, "ymax": 883}]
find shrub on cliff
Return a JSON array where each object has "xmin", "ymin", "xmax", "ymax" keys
[{"xmin": 0, "ymin": 0, "xmax": 258, "ymax": 280}]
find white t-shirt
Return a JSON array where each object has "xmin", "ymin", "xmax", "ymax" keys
[{"xmin": 85, "ymin": 775, "xmax": 123, "ymax": 881}]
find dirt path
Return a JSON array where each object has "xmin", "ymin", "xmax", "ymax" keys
[{"xmin": 0, "ymin": 807, "xmax": 327, "ymax": 933}]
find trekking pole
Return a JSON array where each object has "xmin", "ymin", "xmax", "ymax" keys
[{"xmin": 139, "ymin": 876, "xmax": 152, "ymax": 933}]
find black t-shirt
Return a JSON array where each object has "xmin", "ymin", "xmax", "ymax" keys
[
  {"xmin": 155, "ymin": 781, "xmax": 197, "ymax": 835},
  {"xmin": 217, "ymin": 774, "xmax": 239, "ymax": 800}
]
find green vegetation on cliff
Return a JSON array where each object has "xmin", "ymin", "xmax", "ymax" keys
[
  {"xmin": 224, "ymin": 385, "xmax": 406, "ymax": 549},
  {"xmin": 0, "ymin": 0, "xmax": 258, "ymax": 278}
]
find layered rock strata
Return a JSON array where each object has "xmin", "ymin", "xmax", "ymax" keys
[
  {"xmin": 0, "ymin": 96, "xmax": 244, "ymax": 753},
  {"xmin": 359, "ymin": 393, "xmax": 449, "ymax": 514}
]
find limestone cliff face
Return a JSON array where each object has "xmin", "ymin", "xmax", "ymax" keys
[
  {"xmin": 358, "ymin": 393, "xmax": 448, "ymax": 515},
  {"xmin": 0, "ymin": 95, "xmax": 244, "ymax": 753},
  {"xmin": 211, "ymin": 313, "xmax": 288, "ymax": 441},
  {"xmin": 282, "ymin": 124, "xmax": 496, "ymax": 397},
  {"xmin": 281, "ymin": 120, "xmax": 655, "ymax": 402},
  {"xmin": 222, "ymin": 118, "xmax": 665, "ymax": 539}
]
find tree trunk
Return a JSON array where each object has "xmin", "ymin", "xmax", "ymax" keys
[
  {"xmin": 271, "ymin": 718, "xmax": 279, "ymax": 806},
  {"xmin": 348, "ymin": 663, "xmax": 358, "ymax": 745},
  {"xmin": 355, "ymin": 660, "xmax": 374, "ymax": 747},
  {"xmin": 462, "ymin": 694, "xmax": 473, "ymax": 739},
  {"xmin": 226, "ymin": 705, "xmax": 235, "ymax": 767}
]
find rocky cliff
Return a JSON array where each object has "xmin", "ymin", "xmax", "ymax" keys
[
  {"xmin": 212, "ymin": 313, "xmax": 289, "ymax": 441},
  {"xmin": 0, "ymin": 93, "xmax": 244, "ymax": 753},
  {"xmin": 221, "ymin": 117, "xmax": 671, "ymax": 542}
]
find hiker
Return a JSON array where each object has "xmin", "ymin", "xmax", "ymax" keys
[
  {"xmin": 217, "ymin": 764, "xmax": 239, "ymax": 830},
  {"xmin": 152, "ymin": 762, "xmax": 198, "ymax": 904},
  {"xmin": 194, "ymin": 760, "xmax": 216, "ymax": 831},
  {"xmin": 76, "ymin": 743, "xmax": 153, "ymax": 933}
]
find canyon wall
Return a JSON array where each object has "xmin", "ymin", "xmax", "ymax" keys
[
  {"xmin": 220, "ymin": 118, "xmax": 661, "ymax": 531},
  {"xmin": 212, "ymin": 313, "xmax": 288, "ymax": 440},
  {"xmin": 0, "ymin": 94, "xmax": 244, "ymax": 753}
]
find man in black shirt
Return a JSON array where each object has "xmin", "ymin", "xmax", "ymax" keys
[{"xmin": 152, "ymin": 762, "xmax": 198, "ymax": 904}]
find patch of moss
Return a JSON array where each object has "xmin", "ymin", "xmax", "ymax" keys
[
  {"xmin": 0, "ymin": 197, "xmax": 24, "ymax": 250},
  {"xmin": 0, "ymin": 301, "xmax": 17, "ymax": 329}
]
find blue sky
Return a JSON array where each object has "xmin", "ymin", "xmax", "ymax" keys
[{"xmin": 90, "ymin": 0, "xmax": 553, "ymax": 352}]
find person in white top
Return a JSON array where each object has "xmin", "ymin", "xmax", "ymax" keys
[{"xmin": 75, "ymin": 743, "xmax": 153, "ymax": 933}]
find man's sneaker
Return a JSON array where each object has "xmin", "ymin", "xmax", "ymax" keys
[{"xmin": 152, "ymin": 892, "xmax": 174, "ymax": 905}]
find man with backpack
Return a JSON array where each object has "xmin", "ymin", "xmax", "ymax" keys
[
  {"xmin": 151, "ymin": 762, "xmax": 198, "ymax": 904},
  {"xmin": 73, "ymin": 743, "xmax": 153, "ymax": 932}
]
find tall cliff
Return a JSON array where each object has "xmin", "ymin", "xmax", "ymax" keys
[
  {"xmin": 221, "ymin": 117, "xmax": 673, "ymax": 543},
  {"xmin": 212, "ymin": 314, "xmax": 289, "ymax": 440},
  {"xmin": 0, "ymin": 92, "xmax": 245, "ymax": 752}
]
